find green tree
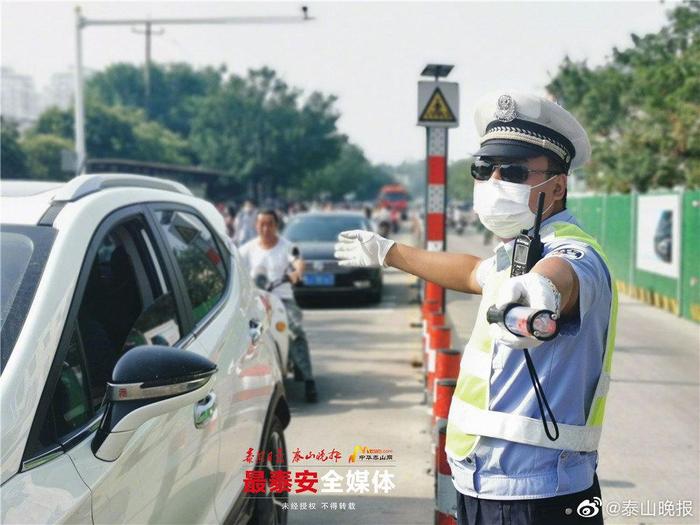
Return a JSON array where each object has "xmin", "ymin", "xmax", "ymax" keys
[
  {"xmin": 33, "ymin": 107, "xmax": 74, "ymax": 138},
  {"xmin": 22, "ymin": 134, "xmax": 74, "ymax": 181},
  {"xmin": 87, "ymin": 62, "xmax": 224, "ymax": 137},
  {"xmin": 547, "ymin": 0, "xmax": 700, "ymax": 191},
  {"xmin": 28, "ymin": 102, "xmax": 191, "ymax": 165},
  {"xmin": 448, "ymin": 158, "xmax": 474, "ymax": 203},
  {"xmin": 190, "ymin": 67, "xmax": 344, "ymax": 200},
  {"xmin": 1, "ymin": 118, "xmax": 28, "ymax": 179},
  {"xmin": 298, "ymin": 142, "xmax": 392, "ymax": 200}
]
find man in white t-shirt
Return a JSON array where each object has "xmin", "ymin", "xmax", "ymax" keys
[{"xmin": 239, "ymin": 210, "xmax": 318, "ymax": 402}]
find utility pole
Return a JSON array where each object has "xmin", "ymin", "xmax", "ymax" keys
[
  {"xmin": 132, "ymin": 20, "xmax": 164, "ymax": 115},
  {"xmin": 74, "ymin": 6, "xmax": 86, "ymax": 175},
  {"xmin": 73, "ymin": 5, "xmax": 313, "ymax": 174}
]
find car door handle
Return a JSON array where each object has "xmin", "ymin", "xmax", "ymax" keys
[
  {"xmin": 194, "ymin": 392, "xmax": 217, "ymax": 429},
  {"xmin": 249, "ymin": 319, "xmax": 264, "ymax": 345}
]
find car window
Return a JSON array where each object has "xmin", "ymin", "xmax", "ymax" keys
[
  {"xmin": 76, "ymin": 221, "xmax": 183, "ymax": 410},
  {"xmin": 381, "ymin": 192, "xmax": 409, "ymax": 201},
  {"xmin": 0, "ymin": 232, "xmax": 33, "ymax": 326},
  {"xmin": 51, "ymin": 328, "xmax": 93, "ymax": 436},
  {"xmin": 284, "ymin": 215, "xmax": 367, "ymax": 242},
  {"xmin": 33, "ymin": 217, "xmax": 183, "ymax": 453},
  {"xmin": 155, "ymin": 210, "xmax": 227, "ymax": 325},
  {"xmin": 0, "ymin": 226, "xmax": 56, "ymax": 374}
]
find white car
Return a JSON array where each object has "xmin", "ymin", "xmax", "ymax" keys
[{"xmin": 1, "ymin": 175, "xmax": 291, "ymax": 525}]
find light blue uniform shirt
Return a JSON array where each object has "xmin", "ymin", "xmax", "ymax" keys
[{"xmin": 449, "ymin": 210, "xmax": 612, "ymax": 500}]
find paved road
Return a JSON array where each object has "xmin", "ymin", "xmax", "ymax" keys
[
  {"xmin": 445, "ymin": 228, "xmax": 700, "ymax": 525},
  {"xmin": 285, "ymin": 232, "xmax": 433, "ymax": 525}
]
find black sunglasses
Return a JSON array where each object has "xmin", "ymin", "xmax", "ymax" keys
[{"xmin": 470, "ymin": 160, "xmax": 560, "ymax": 184}]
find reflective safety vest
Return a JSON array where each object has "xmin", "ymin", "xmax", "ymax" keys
[{"xmin": 446, "ymin": 222, "xmax": 619, "ymax": 459}]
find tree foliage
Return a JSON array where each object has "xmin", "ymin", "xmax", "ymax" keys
[
  {"xmin": 547, "ymin": 1, "xmax": 700, "ymax": 192},
  {"xmin": 190, "ymin": 67, "xmax": 345, "ymax": 198},
  {"xmin": 298, "ymin": 142, "xmax": 392, "ymax": 200},
  {"xmin": 448, "ymin": 158, "xmax": 475, "ymax": 202},
  {"xmin": 87, "ymin": 63, "xmax": 224, "ymax": 137},
  {"xmin": 1, "ymin": 118, "xmax": 28, "ymax": 179},
  {"xmin": 22, "ymin": 134, "xmax": 74, "ymax": 181},
  {"xmin": 26, "ymin": 101, "xmax": 191, "ymax": 168}
]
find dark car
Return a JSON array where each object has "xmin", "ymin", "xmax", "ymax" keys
[
  {"xmin": 654, "ymin": 210, "xmax": 673, "ymax": 263},
  {"xmin": 283, "ymin": 212, "xmax": 382, "ymax": 304}
]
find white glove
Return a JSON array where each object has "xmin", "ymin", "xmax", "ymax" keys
[
  {"xmin": 334, "ymin": 230, "xmax": 396, "ymax": 268},
  {"xmin": 489, "ymin": 273, "xmax": 561, "ymax": 349}
]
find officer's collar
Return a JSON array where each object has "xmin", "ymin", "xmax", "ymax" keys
[
  {"xmin": 531, "ymin": 209, "xmax": 576, "ymax": 235},
  {"xmin": 492, "ymin": 209, "xmax": 574, "ymax": 270}
]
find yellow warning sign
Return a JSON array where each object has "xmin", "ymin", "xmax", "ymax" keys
[{"xmin": 419, "ymin": 88, "xmax": 456, "ymax": 123}]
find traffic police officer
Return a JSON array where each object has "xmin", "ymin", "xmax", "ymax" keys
[{"xmin": 334, "ymin": 91, "xmax": 617, "ymax": 524}]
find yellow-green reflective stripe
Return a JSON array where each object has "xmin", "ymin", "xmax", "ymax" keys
[
  {"xmin": 604, "ymin": 288, "xmax": 619, "ymax": 373},
  {"xmin": 448, "ymin": 373, "xmax": 488, "ymax": 457},
  {"xmin": 551, "ymin": 223, "xmax": 609, "ymax": 265},
  {"xmin": 468, "ymin": 333, "xmax": 492, "ymax": 353},
  {"xmin": 446, "ymin": 421, "xmax": 478, "ymax": 458},
  {"xmin": 589, "ymin": 396, "xmax": 606, "ymax": 427},
  {"xmin": 454, "ymin": 374, "xmax": 488, "ymax": 406}
]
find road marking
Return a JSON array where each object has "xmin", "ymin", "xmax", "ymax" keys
[{"xmin": 306, "ymin": 307, "xmax": 397, "ymax": 315}]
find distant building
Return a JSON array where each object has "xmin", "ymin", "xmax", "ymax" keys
[
  {"xmin": 43, "ymin": 71, "xmax": 75, "ymax": 111},
  {"xmin": 1, "ymin": 67, "xmax": 39, "ymax": 129}
]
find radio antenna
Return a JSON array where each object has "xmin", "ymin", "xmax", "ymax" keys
[{"xmin": 533, "ymin": 192, "xmax": 546, "ymax": 236}]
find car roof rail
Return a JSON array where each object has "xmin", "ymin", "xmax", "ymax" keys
[{"xmin": 52, "ymin": 173, "xmax": 193, "ymax": 202}]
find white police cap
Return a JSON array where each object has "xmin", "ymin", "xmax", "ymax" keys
[{"xmin": 473, "ymin": 91, "xmax": 591, "ymax": 171}]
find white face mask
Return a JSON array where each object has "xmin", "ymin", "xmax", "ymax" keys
[{"xmin": 473, "ymin": 178, "xmax": 554, "ymax": 239}]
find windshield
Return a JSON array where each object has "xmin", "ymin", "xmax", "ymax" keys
[
  {"xmin": 1, "ymin": 233, "xmax": 34, "ymax": 325},
  {"xmin": 381, "ymin": 192, "xmax": 408, "ymax": 202},
  {"xmin": 284, "ymin": 216, "xmax": 368, "ymax": 242},
  {"xmin": 1, "ymin": 225, "xmax": 56, "ymax": 374}
]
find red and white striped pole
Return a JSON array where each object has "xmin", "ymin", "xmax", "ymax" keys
[
  {"xmin": 425, "ymin": 127, "xmax": 448, "ymax": 311},
  {"xmin": 418, "ymin": 69, "xmax": 457, "ymax": 313}
]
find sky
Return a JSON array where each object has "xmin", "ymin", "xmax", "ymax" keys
[{"xmin": 1, "ymin": 0, "xmax": 676, "ymax": 164}]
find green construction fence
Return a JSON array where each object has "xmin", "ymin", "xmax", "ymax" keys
[{"xmin": 568, "ymin": 190, "xmax": 700, "ymax": 323}]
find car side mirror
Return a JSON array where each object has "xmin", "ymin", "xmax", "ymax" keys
[{"xmin": 91, "ymin": 345, "xmax": 217, "ymax": 461}]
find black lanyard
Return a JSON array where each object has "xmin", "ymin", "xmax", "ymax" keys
[{"xmin": 523, "ymin": 348, "xmax": 559, "ymax": 441}]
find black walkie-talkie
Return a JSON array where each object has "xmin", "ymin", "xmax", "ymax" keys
[{"xmin": 511, "ymin": 192, "xmax": 546, "ymax": 276}]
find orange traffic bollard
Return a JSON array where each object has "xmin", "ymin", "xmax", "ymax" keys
[
  {"xmin": 422, "ymin": 299, "xmax": 441, "ymax": 318},
  {"xmin": 435, "ymin": 348, "xmax": 461, "ymax": 381},
  {"xmin": 423, "ymin": 310, "xmax": 445, "ymax": 380},
  {"xmin": 422, "ymin": 301, "xmax": 441, "ymax": 362},
  {"xmin": 435, "ymin": 421, "xmax": 458, "ymax": 524},
  {"xmin": 427, "ymin": 325, "xmax": 451, "ymax": 402},
  {"xmin": 426, "ymin": 310, "xmax": 446, "ymax": 328},
  {"xmin": 425, "ymin": 280, "xmax": 443, "ymax": 304},
  {"xmin": 433, "ymin": 378, "xmax": 456, "ymax": 426}
]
